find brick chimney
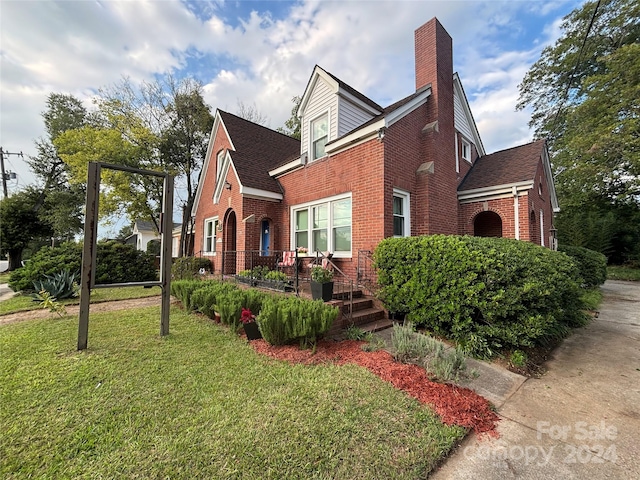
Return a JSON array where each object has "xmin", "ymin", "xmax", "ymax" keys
[{"xmin": 414, "ymin": 18, "xmax": 458, "ymax": 235}]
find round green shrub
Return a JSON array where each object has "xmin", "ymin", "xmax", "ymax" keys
[{"xmin": 374, "ymin": 235, "xmax": 587, "ymax": 357}]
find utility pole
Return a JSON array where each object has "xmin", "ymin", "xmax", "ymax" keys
[{"xmin": 0, "ymin": 147, "xmax": 23, "ymax": 198}]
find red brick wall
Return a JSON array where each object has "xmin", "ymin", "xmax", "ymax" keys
[
  {"xmin": 526, "ymin": 160, "xmax": 555, "ymax": 247},
  {"xmin": 276, "ymin": 138, "xmax": 385, "ymax": 278},
  {"xmin": 458, "ymin": 196, "xmax": 521, "ymax": 239},
  {"xmin": 414, "ymin": 18, "xmax": 458, "ymax": 235}
]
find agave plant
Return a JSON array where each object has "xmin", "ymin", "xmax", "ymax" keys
[{"xmin": 32, "ymin": 270, "xmax": 79, "ymax": 300}]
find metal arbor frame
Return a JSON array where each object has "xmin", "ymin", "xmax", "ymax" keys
[{"xmin": 77, "ymin": 162, "xmax": 174, "ymax": 351}]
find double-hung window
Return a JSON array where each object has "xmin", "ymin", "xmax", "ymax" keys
[
  {"xmin": 461, "ymin": 139, "xmax": 471, "ymax": 162},
  {"xmin": 293, "ymin": 195, "xmax": 351, "ymax": 255},
  {"xmin": 311, "ymin": 114, "xmax": 328, "ymax": 160},
  {"xmin": 204, "ymin": 217, "xmax": 218, "ymax": 254},
  {"xmin": 393, "ymin": 189, "xmax": 410, "ymax": 237}
]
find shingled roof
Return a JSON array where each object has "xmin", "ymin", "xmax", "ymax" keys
[
  {"xmin": 458, "ymin": 139, "xmax": 546, "ymax": 191},
  {"xmin": 219, "ymin": 110, "xmax": 301, "ymax": 193}
]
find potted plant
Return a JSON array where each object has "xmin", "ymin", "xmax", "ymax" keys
[
  {"xmin": 240, "ymin": 307, "xmax": 262, "ymax": 340},
  {"xmin": 310, "ymin": 266, "xmax": 334, "ymax": 302}
]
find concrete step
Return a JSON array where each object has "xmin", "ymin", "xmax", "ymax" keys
[
  {"xmin": 332, "ymin": 289, "xmax": 364, "ymax": 301},
  {"xmin": 357, "ymin": 318, "xmax": 394, "ymax": 333},
  {"xmin": 347, "ymin": 306, "xmax": 387, "ymax": 326},
  {"xmin": 341, "ymin": 297, "xmax": 373, "ymax": 313}
]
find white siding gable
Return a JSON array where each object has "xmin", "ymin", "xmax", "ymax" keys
[
  {"xmin": 337, "ymin": 96, "xmax": 375, "ymax": 137},
  {"xmin": 301, "ymin": 76, "xmax": 337, "ymax": 158},
  {"xmin": 454, "ymin": 89, "xmax": 473, "ymax": 140}
]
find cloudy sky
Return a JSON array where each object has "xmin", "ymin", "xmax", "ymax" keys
[{"xmin": 1, "ymin": 0, "xmax": 583, "ymax": 195}]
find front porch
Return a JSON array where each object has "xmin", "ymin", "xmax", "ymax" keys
[{"xmin": 194, "ymin": 249, "xmax": 389, "ymax": 335}]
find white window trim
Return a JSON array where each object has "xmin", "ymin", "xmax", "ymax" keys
[
  {"xmin": 203, "ymin": 216, "xmax": 219, "ymax": 255},
  {"xmin": 540, "ymin": 210, "xmax": 545, "ymax": 247},
  {"xmin": 461, "ymin": 138, "xmax": 471, "ymax": 162},
  {"xmin": 455, "ymin": 132, "xmax": 460, "ymax": 173},
  {"xmin": 290, "ymin": 193, "xmax": 352, "ymax": 257},
  {"xmin": 309, "ymin": 111, "xmax": 329, "ymax": 161},
  {"xmin": 393, "ymin": 188, "xmax": 411, "ymax": 238}
]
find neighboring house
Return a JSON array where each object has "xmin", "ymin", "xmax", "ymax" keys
[
  {"xmin": 125, "ymin": 220, "xmax": 160, "ymax": 253},
  {"xmin": 192, "ymin": 17, "xmax": 559, "ymax": 278}
]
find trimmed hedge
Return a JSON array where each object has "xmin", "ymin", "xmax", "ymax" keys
[
  {"xmin": 9, "ymin": 241, "xmax": 157, "ymax": 292},
  {"xmin": 374, "ymin": 235, "xmax": 587, "ymax": 357},
  {"xmin": 171, "ymin": 279, "xmax": 338, "ymax": 345},
  {"xmin": 558, "ymin": 245, "xmax": 607, "ymax": 288}
]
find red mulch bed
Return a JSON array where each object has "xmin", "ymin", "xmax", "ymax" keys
[{"xmin": 251, "ymin": 339, "xmax": 499, "ymax": 436}]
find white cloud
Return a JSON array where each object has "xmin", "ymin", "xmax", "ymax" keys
[{"xmin": 1, "ymin": 0, "xmax": 580, "ymax": 190}]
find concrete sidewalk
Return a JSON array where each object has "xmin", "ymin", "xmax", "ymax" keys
[{"xmin": 431, "ymin": 280, "xmax": 640, "ymax": 479}]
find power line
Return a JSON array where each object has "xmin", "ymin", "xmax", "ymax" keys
[{"xmin": 0, "ymin": 147, "xmax": 24, "ymax": 198}]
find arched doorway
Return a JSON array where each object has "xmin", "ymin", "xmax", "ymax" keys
[
  {"xmin": 223, "ymin": 210, "xmax": 237, "ymax": 274},
  {"xmin": 474, "ymin": 211, "xmax": 503, "ymax": 238}
]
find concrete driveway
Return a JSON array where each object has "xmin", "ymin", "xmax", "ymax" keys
[{"xmin": 432, "ymin": 280, "xmax": 640, "ymax": 479}]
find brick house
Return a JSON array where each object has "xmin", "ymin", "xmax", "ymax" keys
[{"xmin": 192, "ymin": 17, "xmax": 559, "ymax": 278}]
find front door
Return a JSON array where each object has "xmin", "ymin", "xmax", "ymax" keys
[{"xmin": 261, "ymin": 220, "xmax": 270, "ymax": 256}]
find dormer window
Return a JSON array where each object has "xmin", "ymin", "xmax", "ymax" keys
[
  {"xmin": 461, "ymin": 139, "xmax": 471, "ymax": 162},
  {"xmin": 311, "ymin": 114, "xmax": 328, "ymax": 160}
]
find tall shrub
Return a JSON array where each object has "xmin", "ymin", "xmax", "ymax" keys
[
  {"xmin": 9, "ymin": 241, "xmax": 157, "ymax": 292},
  {"xmin": 375, "ymin": 235, "xmax": 586, "ymax": 357},
  {"xmin": 558, "ymin": 245, "xmax": 607, "ymax": 288}
]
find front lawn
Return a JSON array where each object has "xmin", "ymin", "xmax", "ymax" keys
[
  {"xmin": 0, "ymin": 286, "xmax": 162, "ymax": 316},
  {"xmin": 0, "ymin": 306, "xmax": 464, "ymax": 479}
]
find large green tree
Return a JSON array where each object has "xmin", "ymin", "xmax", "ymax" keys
[
  {"xmin": 277, "ymin": 96, "xmax": 301, "ymax": 140},
  {"xmin": 0, "ymin": 188, "xmax": 54, "ymax": 270},
  {"xmin": 55, "ymin": 75, "xmax": 213, "ymax": 256},
  {"xmin": 518, "ymin": 0, "xmax": 640, "ymax": 262}
]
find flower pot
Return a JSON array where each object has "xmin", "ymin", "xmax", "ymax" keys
[
  {"xmin": 311, "ymin": 281, "xmax": 334, "ymax": 302},
  {"xmin": 242, "ymin": 322, "xmax": 262, "ymax": 341}
]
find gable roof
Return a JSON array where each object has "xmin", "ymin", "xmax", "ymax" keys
[
  {"xmin": 458, "ymin": 139, "xmax": 546, "ymax": 191},
  {"xmin": 218, "ymin": 110, "xmax": 300, "ymax": 193},
  {"xmin": 298, "ymin": 65, "xmax": 383, "ymax": 119}
]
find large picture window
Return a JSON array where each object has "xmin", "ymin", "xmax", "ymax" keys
[
  {"xmin": 292, "ymin": 195, "xmax": 351, "ymax": 255},
  {"xmin": 204, "ymin": 217, "xmax": 218, "ymax": 254},
  {"xmin": 311, "ymin": 114, "xmax": 328, "ymax": 160}
]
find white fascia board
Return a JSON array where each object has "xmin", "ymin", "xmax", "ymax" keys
[
  {"xmin": 193, "ymin": 110, "xmax": 234, "ymax": 212},
  {"xmin": 325, "ymin": 119, "xmax": 384, "ymax": 154},
  {"xmin": 453, "ymin": 74, "xmax": 485, "ymax": 156},
  {"xmin": 542, "ymin": 146, "xmax": 560, "ymax": 213},
  {"xmin": 385, "ymin": 88, "xmax": 432, "ymax": 127},
  {"xmin": 337, "ymin": 88, "xmax": 381, "ymax": 116},
  {"xmin": 458, "ymin": 180, "xmax": 534, "ymax": 203},
  {"xmin": 212, "ymin": 151, "xmax": 236, "ymax": 204},
  {"xmin": 298, "ymin": 67, "xmax": 339, "ymax": 118},
  {"xmin": 269, "ymin": 156, "xmax": 305, "ymax": 177},
  {"xmin": 239, "ymin": 186, "xmax": 283, "ymax": 202}
]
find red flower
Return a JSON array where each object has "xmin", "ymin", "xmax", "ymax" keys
[{"xmin": 240, "ymin": 307, "xmax": 255, "ymax": 324}]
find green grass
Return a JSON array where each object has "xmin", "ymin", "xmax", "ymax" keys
[
  {"xmin": 581, "ymin": 288, "xmax": 603, "ymax": 311},
  {"xmin": 0, "ymin": 307, "xmax": 464, "ymax": 479},
  {"xmin": 607, "ymin": 265, "xmax": 640, "ymax": 282},
  {"xmin": 0, "ymin": 272, "xmax": 10, "ymax": 284},
  {"xmin": 0, "ymin": 286, "xmax": 162, "ymax": 316}
]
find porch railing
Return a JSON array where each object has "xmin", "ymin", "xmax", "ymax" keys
[{"xmin": 357, "ymin": 249, "xmax": 379, "ymax": 296}]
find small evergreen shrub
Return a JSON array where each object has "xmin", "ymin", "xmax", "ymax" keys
[
  {"xmin": 189, "ymin": 281, "xmax": 239, "ymax": 318},
  {"xmin": 375, "ymin": 235, "xmax": 587, "ymax": 357},
  {"xmin": 257, "ymin": 296, "xmax": 338, "ymax": 346},
  {"xmin": 171, "ymin": 257, "xmax": 213, "ymax": 280},
  {"xmin": 558, "ymin": 245, "xmax": 607, "ymax": 288}
]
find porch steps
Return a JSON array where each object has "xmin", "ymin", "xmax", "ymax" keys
[{"xmin": 327, "ymin": 287, "xmax": 388, "ymax": 335}]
